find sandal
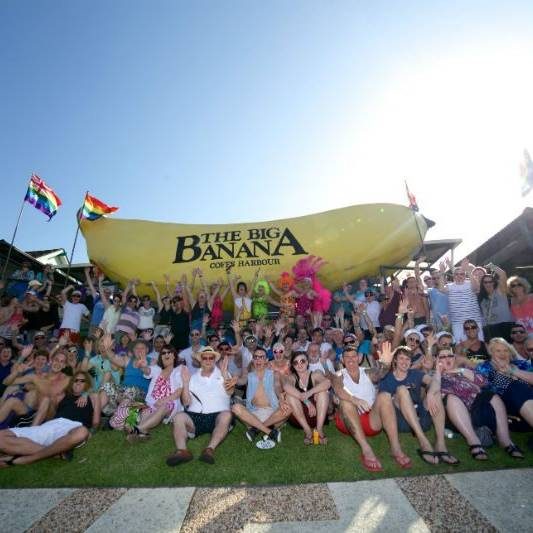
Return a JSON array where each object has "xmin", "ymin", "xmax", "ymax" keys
[
  {"xmin": 434, "ymin": 451, "xmax": 460, "ymax": 465},
  {"xmin": 469, "ymin": 445, "xmax": 488, "ymax": 460},
  {"xmin": 360, "ymin": 454, "xmax": 383, "ymax": 472},
  {"xmin": 417, "ymin": 449, "xmax": 439, "ymax": 465},
  {"xmin": 319, "ymin": 434, "xmax": 328, "ymax": 445},
  {"xmin": 391, "ymin": 453, "xmax": 412, "ymax": 469},
  {"xmin": 304, "ymin": 433, "xmax": 313, "ymax": 446},
  {"xmin": 0, "ymin": 456, "xmax": 19, "ymax": 468},
  {"xmin": 504, "ymin": 444, "xmax": 524, "ymax": 459}
]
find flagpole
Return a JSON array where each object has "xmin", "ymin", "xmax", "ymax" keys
[
  {"xmin": 1, "ymin": 184, "xmax": 30, "ymax": 283},
  {"xmin": 64, "ymin": 191, "xmax": 88, "ymax": 287}
]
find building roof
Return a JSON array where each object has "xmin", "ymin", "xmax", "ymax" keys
[{"xmin": 460, "ymin": 207, "xmax": 533, "ymax": 280}]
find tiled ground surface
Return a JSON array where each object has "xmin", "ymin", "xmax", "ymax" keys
[{"xmin": 1, "ymin": 469, "xmax": 531, "ymax": 532}]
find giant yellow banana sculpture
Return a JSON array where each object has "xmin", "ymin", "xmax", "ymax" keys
[{"xmin": 80, "ymin": 203, "xmax": 431, "ymax": 296}]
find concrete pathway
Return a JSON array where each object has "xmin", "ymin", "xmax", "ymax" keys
[{"xmin": 1, "ymin": 469, "xmax": 531, "ymax": 532}]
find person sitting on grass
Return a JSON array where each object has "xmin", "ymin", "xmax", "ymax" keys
[
  {"xmin": 231, "ymin": 347, "xmax": 291, "ymax": 448},
  {"xmin": 283, "ymin": 351, "xmax": 330, "ymax": 445},
  {"xmin": 331, "ymin": 342, "xmax": 396, "ymax": 472},
  {"xmin": 0, "ymin": 370, "xmax": 99, "ymax": 466},
  {"xmin": 433, "ymin": 347, "xmax": 524, "ymax": 460},
  {"xmin": 126, "ymin": 345, "xmax": 187, "ymax": 442},
  {"xmin": 166, "ymin": 346, "xmax": 236, "ymax": 466},
  {"xmin": 8, "ymin": 351, "xmax": 71, "ymax": 426},
  {"xmin": 378, "ymin": 346, "xmax": 459, "ymax": 465},
  {"xmin": 475, "ymin": 337, "xmax": 533, "ymax": 429},
  {"xmin": 0, "ymin": 347, "xmax": 49, "ymax": 428}
]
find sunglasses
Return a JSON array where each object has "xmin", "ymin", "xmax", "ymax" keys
[
  {"xmin": 201, "ymin": 356, "xmax": 216, "ymax": 361},
  {"xmin": 293, "ymin": 358, "xmax": 307, "ymax": 365},
  {"xmin": 191, "ymin": 333, "xmax": 201, "ymax": 337},
  {"xmin": 438, "ymin": 354, "xmax": 455, "ymax": 360},
  {"xmin": 273, "ymin": 349, "xmax": 284, "ymax": 354},
  {"xmin": 161, "ymin": 350, "xmax": 173, "ymax": 355},
  {"xmin": 464, "ymin": 325, "xmax": 478, "ymax": 331},
  {"xmin": 74, "ymin": 378, "xmax": 86, "ymax": 383}
]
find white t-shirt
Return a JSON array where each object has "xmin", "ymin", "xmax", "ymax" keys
[
  {"xmin": 309, "ymin": 359, "xmax": 335, "ymax": 374},
  {"xmin": 100, "ymin": 306, "xmax": 121, "ymax": 334},
  {"xmin": 138, "ymin": 306, "xmax": 156, "ymax": 330},
  {"xmin": 340, "ymin": 367, "xmax": 376, "ymax": 406},
  {"xmin": 180, "ymin": 345, "xmax": 202, "ymax": 375},
  {"xmin": 144, "ymin": 365, "xmax": 184, "ymax": 414},
  {"xmin": 361, "ymin": 301, "xmax": 381, "ymax": 329},
  {"xmin": 60, "ymin": 301, "xmax": 90, "ymax": 332},
  {"xmin": 188, "ymin": 366, "xmax": 231, "ymax": 414}
]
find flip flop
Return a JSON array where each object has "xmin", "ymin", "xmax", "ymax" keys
[
  {"xmin": 434, "ymin": 451, "xmax": 460, "ymax": 465},
  {"xmin": 360, "ymin": 454, "xmax": 383, "ymax": 472},
  {"xmin": 391, "ymin": 453, "xmax": 412, "ymax": 469},
  {"xmin": 417, "ymin": 449, "xmax": 439, "ymax": 465}
]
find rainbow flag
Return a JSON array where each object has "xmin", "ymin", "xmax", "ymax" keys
[
  {"xmin": 80, "ymin": 193, "xmax": 119, "ymax": 220},
  {"xmin": 24, "ymin": 174, "xmax": 62, "ymax": 220}
]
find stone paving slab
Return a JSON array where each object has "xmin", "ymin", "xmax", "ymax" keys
[
  {"xmin": 85, "ymin": 487, "xmax": 195, "ymax": 533},
  {"xmin": 0, "ymin": 488, "xmax": 74, "ymax": 533},
  {"xmin": 445, "ymin": 469, "xmax": 533, "ymax": 533},
  {"xmin": 244, "ymin": 480, "xmax": 429, "ymax": 532}
]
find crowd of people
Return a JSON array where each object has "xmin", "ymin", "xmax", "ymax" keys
[{"xmin": 0, "ymin": 254, "xmax": 531, "ymax": 472}]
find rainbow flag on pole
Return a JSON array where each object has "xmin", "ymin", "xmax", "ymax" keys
[
  {"xmin": 24, "ymin": 174, "xmax": 62, "ymax": 220},
  {"xmin": 80, "ymin": 193, "xmax": 119, "ymax": 220}
]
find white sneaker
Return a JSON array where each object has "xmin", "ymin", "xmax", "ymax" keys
[{"xmin": 256, "ymin": 436, "xmax": 276, "ymax": 450}]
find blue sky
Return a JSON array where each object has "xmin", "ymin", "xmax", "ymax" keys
[{"xmin": 1, "ymin": 1, "xmax": 532, "ymax": 263}]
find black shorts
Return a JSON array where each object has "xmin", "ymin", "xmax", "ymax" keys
[
  {"xmin": 187, "ymin": 411, "xmax": 225, "ymax": 436},
  {"xmin": 502, "ymin": 381, "xmax": 533, "ymax": 417},
  {"xmin": 395, "ymin": 404, "xmax": 432, "ymax": 433},
  {"xmin": 470, "ymin": 390, "xmax": 496, "ymax": 432}
]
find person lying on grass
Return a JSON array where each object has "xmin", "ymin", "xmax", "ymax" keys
[
  {"xmin": 166, "ymin": 346, "xmax": 236, "ymax": 466},
  {"xmin": 433, "ymin": 347, "xmax": 524, "ymax": 460},
  {"xmin": 331, "ymin": 342, "xmax": 403, "ymax": 472},
  {"xmin": 0, "ymin": 370, "xmax": 99, "ymax": 466},
  {"xmin": 231, "ymin": 347, "xmax": 291, "ymax": 448},
  {"xmin": 283, "ymin": 351, "xmax": 330, "ymax": 445},
  {"xmin": 378, "ymin": 346, "xmax": 459, "ymax": 466}
]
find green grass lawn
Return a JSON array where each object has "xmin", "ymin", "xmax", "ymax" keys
[{"xmin": 1, "ymin": 423, "xmax": 531, "ymax": 488}]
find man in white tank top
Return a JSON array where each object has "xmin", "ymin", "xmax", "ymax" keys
[{"xmin": 331, "ymin": 344, "xmax": 400, "ymax": 472}]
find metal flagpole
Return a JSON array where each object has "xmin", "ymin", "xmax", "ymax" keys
[
  {"xmin": 64, "ymin": 191, "xmax": 88, "ymax": 287},
  {"xmin": 1, "ymin": 186, "xmax": 29, "ymax": 282}
]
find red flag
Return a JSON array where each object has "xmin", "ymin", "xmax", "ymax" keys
[{"xmin": 405, "ymin": 181, "xmax": 419, "ymax": 212}]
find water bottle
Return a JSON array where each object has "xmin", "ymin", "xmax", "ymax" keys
[
  {"xmin": 312, "ymin": 428, "xmax": 320, "ymax": 445},
  {"xmin": 444, "ymin": 428, "xmax": 455, "ymax": 439}
]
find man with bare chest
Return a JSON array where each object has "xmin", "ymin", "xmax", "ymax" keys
[
  {"xmin": 232, "ymin": 347, "xmax": 291, "ymax": 447},
  {"xmin": 10, "ymin": 352, "xmax": 70, "ymax": 425}
]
